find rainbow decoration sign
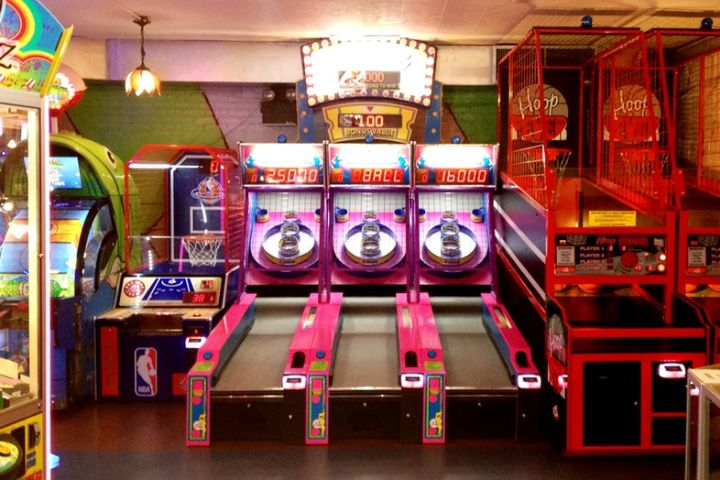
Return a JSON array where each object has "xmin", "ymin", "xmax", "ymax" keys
[{"xmin": 0, "ymin": 0, "xmax": 70, "ymax": 93}]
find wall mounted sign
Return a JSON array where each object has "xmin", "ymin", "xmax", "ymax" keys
[{"xmin": 47, "ymin": 64, "xmax": 86, "ymax": 114}]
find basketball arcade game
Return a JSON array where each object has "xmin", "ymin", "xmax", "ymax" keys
[
  {"xmin": 496, "ymin": 27, "xmax": 706, "ymax": 454},
  {"xmin": 96, "ymin": 146, "xmax": 241, "ymax": 401},
  {"xmin": 642, "ymin": 28, "xmax": 720, "ymax": 359},
  {"xmin": 414, "ymin": 143, "xmax": 541, "ymax": 439}
]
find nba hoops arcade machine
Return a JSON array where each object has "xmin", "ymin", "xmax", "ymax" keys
[
  {"xmin": 96, "ymin": 146, "xmax": 242, "ymax": 402},
  {"xmin": 496, "ymin": 25, "xmax": 707, "ymax": 454},
  {"xmin": 0, "ymin": 0, "xmax": 73, "ymax": 477}
]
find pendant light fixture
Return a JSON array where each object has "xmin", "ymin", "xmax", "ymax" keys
[{"xmin": 125, "ymin": 16, "xmax": 161, "ymax": 96}]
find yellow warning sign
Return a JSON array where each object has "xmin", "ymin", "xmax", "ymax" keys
[{"xmin": 588, "ymin": 210, "xmax": 637, "ymax": 227}]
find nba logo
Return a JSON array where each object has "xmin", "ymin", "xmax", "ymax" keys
[{"xmin": 135, "ymin": 347, "xmax": 158, "ymax": 397}]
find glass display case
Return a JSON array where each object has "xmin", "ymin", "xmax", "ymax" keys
[{"xmin": 0, "ymin": 89, "xmax": 49, "ymax": 479}]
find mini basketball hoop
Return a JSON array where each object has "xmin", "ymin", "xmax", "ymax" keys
[
  {"xmin": 182, "ymin": 234, "xmax": 223, "ymax": 267},
  {"xmin": 548, "ymin": 148, "xmax": 572, "ymax": 207}
]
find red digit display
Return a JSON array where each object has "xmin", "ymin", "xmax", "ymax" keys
[
  {"xmin": 348, "ymin": 168, "xmax": 406, "ymax": 184},
  {"xmin": 182, "ymin": 292, "xmax": 217, "ymax": 304},
  {"xmin": 244, "ymin": 167, "xmax": 321, "ymax": 185},
  {"xmin": 418, "ymin": 168, "xmax": 490, "ymax": 185}
]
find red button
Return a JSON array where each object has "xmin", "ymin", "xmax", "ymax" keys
[{"xmin": 621, "ymin": 251, "xmax": 638, "ymax": 268}]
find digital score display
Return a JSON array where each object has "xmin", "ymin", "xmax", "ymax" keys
[
  {"xmin": 414, "ymin": 144, "xmax": 497, "ymax": 187},
  {"xmin": 182, "ymin": 291, "xmax": 218, "ymax": 304},
  {"xmin": 338, "ymin": 113, "xmax": 403, "ymax": 129},
  {"xmin": 347, "ymin": 168, "xmax": 405, "ymax": 184},
  {"xmin": 338, "ymin": 70, "xmax": 401, "ymax": 90},
  {"xmin": 240, "ymin": 144, "xmax": 324, "ymax": 186},
  {"xmin": 244, "ymin": 166, "xmax": 321, "ymax": 185},
  {"xmin": 416, "ymin": 168, "xmax": 491, "ymax": 185},
  {"xmin": 329, "ymin": 144, "xmax": 410, "ymax": 185}
]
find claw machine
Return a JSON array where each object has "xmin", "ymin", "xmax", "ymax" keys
[{"xmin": 0, "ymin": 0, "xmax": 72, "ymax": 477}]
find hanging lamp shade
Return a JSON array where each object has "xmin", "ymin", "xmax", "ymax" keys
[
  {"xmin": 125, "ymin": 16, "xmax": 161, "ymax": 96},
  {"xmin": 125, "ymin": 65, "xmax": 161, "ymax": 96}
]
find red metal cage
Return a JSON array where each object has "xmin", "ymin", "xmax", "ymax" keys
[{"xmin": 495, "ymin": 26, "xmax": 707, "ymax": 455}]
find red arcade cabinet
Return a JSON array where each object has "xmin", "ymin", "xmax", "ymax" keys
[
  {"xmin": 496, "ymin": 27, "xmax": 708, "ymax": 454},
  {"xmin": 643, "ymin": 28, "xmax": 720, "ymax": 360}
]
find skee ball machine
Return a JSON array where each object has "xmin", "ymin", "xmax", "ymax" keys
[
  {"xmin": 326, "ymin": 142, "xmax": 413, "ymax": 440},
  {"xmin": 496, "ymin": 26, "xmax": 707, "ymax": 454},
  {"xmin": 413, "ymin": 143, "xmax": 541, "ymax": 440},
  {"xmin": 96, "ymin": 146, "xmax": 241, "ymax": 401},
  {"xmin": 186, "ymin": 142, "xmax": 342, "ymax": 446},
  {"xmin": 243, "ymin": 142, "xmax": 341, "ymax": 445}
]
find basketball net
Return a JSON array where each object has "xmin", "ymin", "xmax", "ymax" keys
[{"xmin": 182, "ymin": 235, "xmax": 223, "ymax": 267}]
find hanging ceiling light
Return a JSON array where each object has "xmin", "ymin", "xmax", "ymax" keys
[{"xmin": 125, "ymin": 16, "xmax": 161, "ymax": 96}]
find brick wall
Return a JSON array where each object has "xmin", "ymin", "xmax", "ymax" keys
[
  {"xmin": 203, "ymin": 84, "xmax": 298, "ymax": 145},
  {"xmin": 66, "ymin": 81, "xmax": 496, "ymax": 157},
  {"xmin": 67, "ymin": 80, "xmax": 227, "ymax": 161},
  {"xmin": 443, "ymin": 85, "xmax": 497, "ymax": 143}
]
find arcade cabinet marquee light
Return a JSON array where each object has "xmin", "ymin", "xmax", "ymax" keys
[{"xmin": 302, "ymin": 36, "xmax": 437, "ymax": 107}]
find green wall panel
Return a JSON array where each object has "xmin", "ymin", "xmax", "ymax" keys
[
  {"xmin": 444, "ymin": 85, "xmax": 497, "ymax": 144},
  {"xmin": 67, "ymin": 80, "xmax": 226, "ymax": 161}
]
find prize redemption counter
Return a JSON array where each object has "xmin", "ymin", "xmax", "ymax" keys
[
  {"xmin": 96, "ymin": 146, "xmax": 241, "ymax": 401},
  {"xmin": 2, "ymin": 133, "xmax": 131, "ymax": 409},
  {"xmin": 495, "ymin": 27, "xmax": 707, "ymax": 454}
]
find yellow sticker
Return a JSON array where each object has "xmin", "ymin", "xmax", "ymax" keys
[{"xmin": 588, "ymin": 210, "xmax": 637, "ymax": 227}]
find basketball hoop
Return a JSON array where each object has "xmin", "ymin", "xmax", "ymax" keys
[
  {"xmin": 548, "ymin": 148, "xmax": 572, "ymax": 207},
  {"xmin": 182, "ymin": 234, "xmax": 223, "ymax": 267}
]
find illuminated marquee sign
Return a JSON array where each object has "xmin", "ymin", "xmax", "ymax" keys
[
  {"xmin": 240, "ymin": 143, "xmax": 324, "ymax": 185},
  {"xmin": 302, "ymin": 37, "xmax": 437, "ymax": 107},
  {"xmin": 323, "ymin": 102, "xmax": 417, "ymax": 143},
  {"xmin": 415, "ymin": 144, "xmax": 496, "ymax": 187},
  {"xmin": 328, "ymin": 143, "xmax": 410, "ymax": 185}
]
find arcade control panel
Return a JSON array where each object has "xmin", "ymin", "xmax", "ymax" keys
[
  {"xmin": 555, "ymin": 235, "xmax": 668, "ymax": 275},
  {"xmin": 96, "ymin": 274, "xmax": 230, "ymax": 401}
]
